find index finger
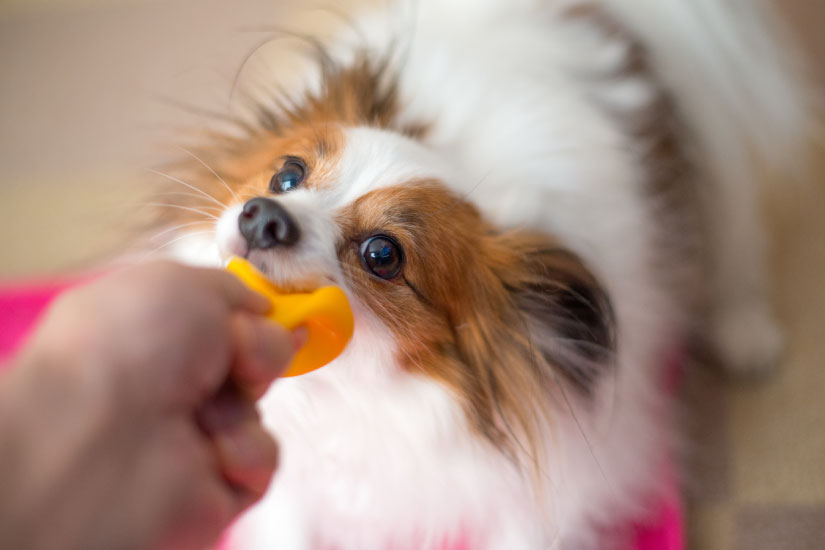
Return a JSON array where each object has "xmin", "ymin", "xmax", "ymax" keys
[{"xmin": 191, "ymin": 267, "xmax": 271, "ymax": 314}]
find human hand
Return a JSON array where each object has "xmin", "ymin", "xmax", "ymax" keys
[{"xmin": 0, "ymin": 261, "xmax": 301, "ymax": 550}]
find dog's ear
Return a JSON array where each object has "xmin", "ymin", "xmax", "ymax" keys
[
  {"xmin": 428, "ymin": 230, "xmax": 616, "ymax": 459},
  {"xmin": 496, "ymin": 235, "xmax": 616, "ymax": 396}
]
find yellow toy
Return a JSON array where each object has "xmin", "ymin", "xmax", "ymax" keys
[{"xmin": 226, "ymin": 257, "xmax": 354, "ymax": 377}]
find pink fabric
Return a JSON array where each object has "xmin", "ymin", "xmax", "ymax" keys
[
  {"xmin": 630, "ymin": 351, "xmax": 685, "ymax": 550},
  {"xmin": 0, "ymin": 281, "xmax": 684, "ymax": 549},
  {"xmin": 634, "ymin": 487, "xmax": 683, "ymax": 550},
  {"xmin": 0, "ymin": 280, "xmax": 76, "ymax": 365}
]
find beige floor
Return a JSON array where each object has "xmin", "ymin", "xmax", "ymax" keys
[
  {"xmin": 683, "ymin": 162, "xmax": 825, "ymax": 549},
  {"xmin": 1, "ymin": 1, "xmax": 823, "ymax": 548}
]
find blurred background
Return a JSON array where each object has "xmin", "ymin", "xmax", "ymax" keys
[{"xmin": 1, "ymin": 0, "xmax": 823, "ymax": 548}]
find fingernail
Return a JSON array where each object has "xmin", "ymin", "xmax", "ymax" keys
[{"xmin": 292, "ymin": 326, "xmax": 309, "ymax": 351}]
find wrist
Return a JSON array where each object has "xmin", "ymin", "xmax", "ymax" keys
[
  {"xmin": 0, "ymin": 357, "xmax": 41, "ymax": 548},
  {"xmin": 0, "ymin": 349, "xmax": 122, "ymax": 550}
]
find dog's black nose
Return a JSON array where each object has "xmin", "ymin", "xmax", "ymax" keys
[{"xmin": 238, "ymin": 197, "xmax": 300, "ymax": 250}]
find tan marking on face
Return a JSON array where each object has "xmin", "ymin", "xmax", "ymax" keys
[
  {"xmin": 152, "ymin": 50, "xmax": 429, "ymax": 231},
  {"xmin": 226, "ymin": 123, "xmax": 345, "ymax": 200},
  {"xmin": 335, "ymin": 181, "xmax": 615, "ymax": 466}
]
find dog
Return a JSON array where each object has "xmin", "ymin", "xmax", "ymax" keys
[{"xmin": 154, "ymin": 0, "xmax": 814, "ymax": 547}]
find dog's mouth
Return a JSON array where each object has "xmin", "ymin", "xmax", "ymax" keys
[
  {"xmin": 274, "ymin": 277, "xmax": 330, "ymax": 294},
  {"xmin": 217, "ymin": 204, "xmax": 339, "ymax": 294},
  {"xmin": 243, "ymin": 252, "xmax": 335, "ymax": 294}
]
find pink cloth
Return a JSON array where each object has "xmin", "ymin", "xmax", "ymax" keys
[
  {"xmin": 0, "ymin": 281, "xmax": 684, "ymax": 549},
  {"xmin": 634, "ymin": 488, "xmax": 683, "ymax": 550},
  {"xmin": 0, "ymin": 280, "xmax": 74, "ymax": 365}
]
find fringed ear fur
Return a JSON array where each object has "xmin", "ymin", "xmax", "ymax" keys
[
  {"xmin": 443, "ymin": 231, "xmax": 616, "ymax": 462},
  {"xmin": 502, "ymin": 239, "xmax": 616, "ymax": 397}
]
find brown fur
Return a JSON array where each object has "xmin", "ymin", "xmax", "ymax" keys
[
  {"xmin": 152, "ymin": 51, "xmax": 421, "ymax": 228},
  {"xmin": 336, "ymin": 181, "xmax": 615, "ymax": 461},
  {"xmin": 258, "ymin": 52, "xmax": 429, "ymax": 140}
]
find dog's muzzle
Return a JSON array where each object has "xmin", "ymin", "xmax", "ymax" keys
[{"xmin": 238, "ymin": 197, "xmax": 301, "ymax": 250}]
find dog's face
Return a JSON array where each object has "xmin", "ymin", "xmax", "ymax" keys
[
  {"xmin": 214, "ymin": 125, "xmax": 457, "ymax": 295},
  {"xmin": 165, "ymin": 60, "xmax": 615, "ymax": 457}
]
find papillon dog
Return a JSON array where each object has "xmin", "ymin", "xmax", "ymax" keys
[{"xmin": 155, "ymin": 0, "xmax": 814, "ymax": 547}]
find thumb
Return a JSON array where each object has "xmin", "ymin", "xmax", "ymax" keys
[{"xmin": 229, "ymin": 313, "xmax": 306, "ymax": 398}]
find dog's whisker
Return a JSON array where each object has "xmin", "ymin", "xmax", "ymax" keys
[
  {"xmin": 229, "ymin": 33, "xmax": 296, "ymax": 109},
  {"xmin": 304, "ymin": 4, "xmax": 367, "ymax": 46},
  {"xmin": 139, "ymin": 202, "xmax": 221, "ymax": 221},
  {"xmin": 153, "ymin": 191, "xmax": 229, "ymax": 209},
  {"xmin": 175, "ymin": 145, "xmax": 240, "ymax": 203},
  {"xmin": 149, "ymin": 221, "xmax": 212, "ymax": 242},
  {"xmin": 148, "ymin": 168, "xmax": 228, "ymax": 208},
  {"xmin": 140, "ymin": 230, "xmax": 216, "ymax": 261}
]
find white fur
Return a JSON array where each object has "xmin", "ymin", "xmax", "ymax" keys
[
  {"xmin": 169, "ymin": 0, "xmax": 812, "ymax": 547},
  {"xmin": 599, "ymin": 0, "xmax": 814, "ymax": 373}
]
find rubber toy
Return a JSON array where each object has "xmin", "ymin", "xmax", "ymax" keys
[{"xmin": 225, "ymin": 257, "xmax": 354, "ymax": 377}]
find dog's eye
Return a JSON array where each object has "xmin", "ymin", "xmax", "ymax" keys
[
  {"xmin": 360, "ymin": 235, "xmax": 403, "ymax": 280},
  {"xmin": 270, "ymin": 158, "xmax": 306, "ymax": 193}
]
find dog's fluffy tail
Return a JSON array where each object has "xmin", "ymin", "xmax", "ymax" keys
[{"xmin": 601, "ymin": 0, "xmax": 817, "ymax": 184}]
